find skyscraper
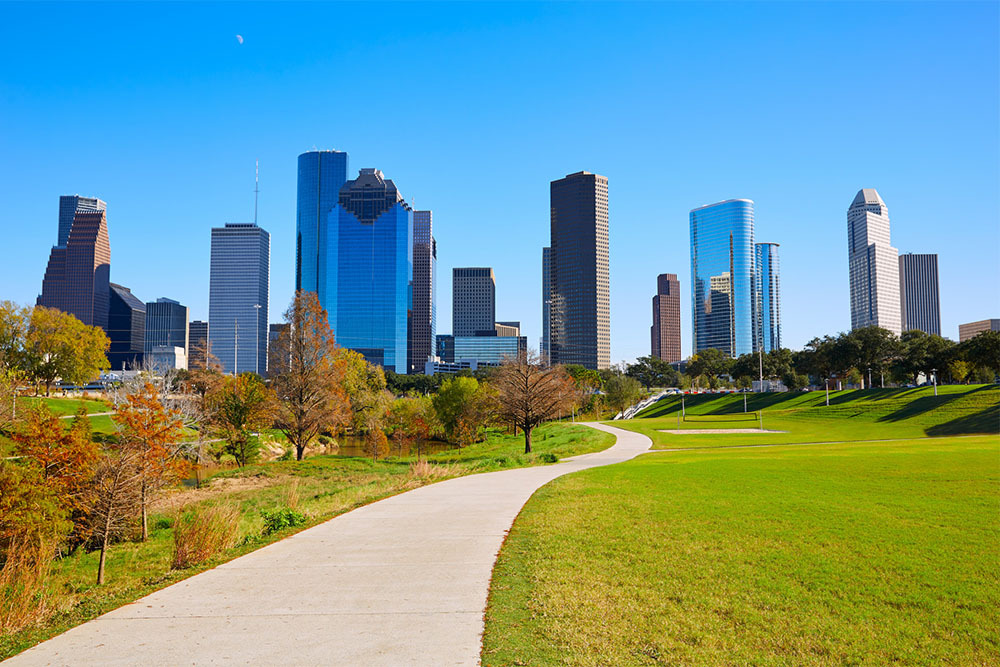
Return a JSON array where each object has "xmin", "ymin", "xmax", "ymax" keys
[
  {"xmin": 690, "ymin": 199, "xmax": 755, "ymax": 357},
  {"xmin": 898, "ymin": 253, "xmax": 941, "ymax": 335},
  {"xmin": 848, "ymin": 188, "xmax": 901, "ymax": 335},
  {"xmin": 208, "ymin": 223, "xmax": 270, "ymax": 375},
  {"xmin": 324, "ymin": 169, "xmax": 412, "ymax": 373},
  {"xmin": 107, "ymin": 283, "xmax": 145, "ymax": 371},
  {"xmin": 145, "ymin": 298, "xmax": 190, "ymax": 355},
  {"xmin": 755, "ymin": 242, "xmax": 781, "ymax": 353},
  {"xmin": 38, "ymin": 208, "xmax": 111, "ymax": 329},
  {"xmin": 651, "ymin": 273, "xmax": 681, "ymax": 363},
  {"xmin": 453, "ymin": 267, "xmax": 495, "ymax": 337},
  {"xmin": 296, "ymin": 150, "xmax": 349, "ymax": 301},
  {"xmin": 541, "ymin": 247, "xmax": 551, "ymax": 359},
  {"xmin": 549, "ymin": 171, "xmax": 610, "ymax": 370},
  {"xmin": 57, "ymin": 195, "xmax": 105, "ymax": 248},
  {"xmin": 189, "ymin": 320, "xmax": 209, "ymax": 369},
  {"xmin": 409, "ymin": 211, "xmax": 436, "ymax": 374}
]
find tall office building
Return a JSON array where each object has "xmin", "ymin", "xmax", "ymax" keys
[
  {"xmin": 57, "ymin": 195, "xmax": 106, "ymax": 248},
  {"xmin": 690, "ymin": 199, "xmax": 755, "ymax": 357},
  {"xmin": 409, "ymin": 211, "xmax": 436, "ymax": 374},
  {"xmin": 208, "ymin": 223, "xmax": 270, "ymax": 375},
  {"xmin": 189, "ymin": 320, "xmax": 209, "ymax": 369},
  {"xmin": 541, "ymin": 247, "xmax": 551, "ymax": 358},
  {"xmin": 755, "ymin": 242, "xmax": 781, "ymax": 353},
  {"xmin": 958, "ymin": 319, "xmax": 999, "ymax": 342},
  {"xmin": 296, "ymin": 150, "xmax": 350, "ymax": 302},
  {"xmin": 549, "ymin": 171, "xmax": 610, "ymax": 370},
  {"xmin": 453, "ymin": 267, "xmax": 495, "ymax": 337},
  {"xmin": 107, "ymin": 283, "xmax": 145, "ymax": 371},
  {"xmin": 145, "ymin": 298, "xmax": 189, "ymax": 355},
  {"xmin": 38, "ymin": 208, "xmax": 111, "ymax": 329},
  {"xmin": 651, "ymin": 273, "xmax": 681, "ymax": 363},
  {"xmin": 324, "ymin": 169, "xmax": 412, "ymax": 373},
  {"xmin": 848, "ymin": 188, "xmax": 901, "ymax": 335},
  {"xmin": 898, "ymin": 253, "xmax": 941, "ymax": 335}
]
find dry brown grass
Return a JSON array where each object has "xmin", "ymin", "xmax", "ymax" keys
[
  {"xmin": 409, "ymin": 459, "xmax": 460, "ymax": 480},
  {"xmin": 281, "ymin": 478, "xmax": 300, "ymax": 511},
  {"xmin": 170, "ymin": 504, "xmax": 241, "ymax": 569},
  {"xmin": 0, "ymin": 535, "xmax": 55, "ymax": 633}
]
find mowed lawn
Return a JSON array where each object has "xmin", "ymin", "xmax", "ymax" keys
[
  {"xmin": 483, "ymin": 436, "xmax": 1000, "ymax": 666},
  {"xmin": 615, "ymin": 384, "xmax": 999, "ymax": 449}
]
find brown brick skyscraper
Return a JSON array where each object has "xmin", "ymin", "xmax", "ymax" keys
[
  {"xmin": 38, "ymin": 209, "xmax": 111, "ymax": 329},
  {"xmin": 651, "ymin": 273, "xmax": 681, "ymax": 363}
]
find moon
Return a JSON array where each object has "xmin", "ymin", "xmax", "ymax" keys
[{"xmin": 236, "ymin": 34, "xmax": 244, "ymax": 44}]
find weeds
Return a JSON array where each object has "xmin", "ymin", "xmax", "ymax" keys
[
  {"xmin": 170, "ymin": 505, "xmax": 240, "ymax": 569},
  {"xmin": 0, "ymin": 535, "xmax": 55, "ymax": 633},
  {"xmin": 410, "ymin": 459, "xmax": 459, "ymax": 479},
  {"xmin": 260, "ymin": 508, "xmax": 306, "ymax": 536}
]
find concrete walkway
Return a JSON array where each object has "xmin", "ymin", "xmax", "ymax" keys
[{"xmin": 6, "ymin": 423, "xmax": 650, "ymax": 666}]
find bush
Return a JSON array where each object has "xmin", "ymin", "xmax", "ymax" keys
[
  {"xmin": 539, "ymin": 453, "xmax": 558, "ymax": 464},
  {"xmin": 260, "ymin": 508, "xmax": 306, "ymax": 536},
  {"xmin": 171, "ymin": 505, "xmax": 241, "ymax": 569},
  {"xmin": 151, "ymin": 516, "xmax": 173, "ymax": 531}
]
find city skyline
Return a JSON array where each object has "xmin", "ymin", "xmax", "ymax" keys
[{"xmin": 2, "ymin": 3, "xmax": 996, "ymax": 362}]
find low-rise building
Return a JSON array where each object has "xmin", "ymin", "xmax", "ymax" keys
[{"xmin": 958, "ymin": 319, "xmax": 1000, "ymax": 342}]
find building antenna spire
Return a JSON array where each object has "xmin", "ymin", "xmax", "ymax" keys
[{"xmin": 254, "ymin": 159, "xmax": 260, "ymax": 225}]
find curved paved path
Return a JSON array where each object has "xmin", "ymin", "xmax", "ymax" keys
[{"xmin": 5, "ymin": 423, "xmax": 650, "ymax": 666}]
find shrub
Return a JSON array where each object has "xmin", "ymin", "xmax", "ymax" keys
[
  {"xmin": 260, "ymin": 508, "xmax": 306, "ymax": 536},
  {"xmin": 410, "ymin": 459, "xmax": 459, "ymax": 479},
  {"xmin": 493, "ymin": 456, "xmax": 509, "ymax": 467},
  {"xmin": 152, "ymin": 516, "xmax": 173, "ymax": 531},
  {"xmin": 539, "ymin": 453, "xmax": 558, "ymax": 464},
  {"xmin": 171, "ymin": 505, "xmax": 241, "ymax": 569}
]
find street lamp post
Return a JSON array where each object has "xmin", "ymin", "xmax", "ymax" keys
[
  {"xmin": 253, "ymin": 304, "xmax": 262, "ymax": 376},
  {"xmin": 931, "ymin": 368, "xmax": 938, "ymax": 396},
  {"xmin": 867, "ymin": 367, "xmax": 872, "ymax": 390}
]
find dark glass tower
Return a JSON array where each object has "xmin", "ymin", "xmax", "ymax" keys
[
  {"xmin": 145, "ymin": 298, "xmax": 190, "ymax": 354},
  {"xmin": 755, "ymin": 243, "xmax": 781, "ymax": 353},
  {"xmin": 107, "ymin": 283, "xmax": 145, "ymax": 371},
  {"xmin": 296, "ymin": 150, "xmax": 349, "ymax": 305},
  {"xmin": 690, "ymin": 199, "xmax": 755, "ymax": 357},
  {"xmin": 651, "ymin": 273, "xmax": 681, "ymax": 363},
  {"xmin": 409, "ymin": 211, "xmax": 436, "ymax": 374},
  {"xmin": 541, "ymin": 247, "xmax": 551, "ymax": 359},
  {"xmin": 549, "ymin": 171, "xmax": 610, "ymax": 370},
  {"xmin": 57, "ymin": 195, "xmax": 105, "ymax": 248},
  {"xmin": 327, "ymin": 169, "xmax": 412, "ymax": 373}
]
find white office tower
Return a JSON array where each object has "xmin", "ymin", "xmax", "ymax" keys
[{"xmin": 847, "ymin": 189, "xmax": 901, "ymax": 335}]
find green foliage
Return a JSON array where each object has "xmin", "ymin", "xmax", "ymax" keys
[
  {"xmin": 538, "ymin": 452, "xmax": 558, "ymax": 463},
  {"xmin": 603, "ymin": 372, "xmax": 642, "ymax": 416},
  {"xmin": 625, "ymin": 356, "xmax": 679, "ymax": 390},
  {"xmin": 260, "ymin": 507, "xmax": 307, "ymax": 535}
]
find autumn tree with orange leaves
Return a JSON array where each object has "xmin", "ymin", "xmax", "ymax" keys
[
  {"xmin": 114, "ymin": 382, "xmax": 189, "ymax": 541},
  {"xmin": 269, "ymin": 291, "xmax": 351, "ymax": 461}
]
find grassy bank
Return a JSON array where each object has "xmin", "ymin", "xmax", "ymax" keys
[
  {"xmin": 613, "ymin": 384, "xmax": 998, "ymax": 449},
  {"xmin": 483, "ymin": 435, "xmax": 1000, "ymax": 665},
  {"xmin": 0, "ymin": 422, "xmax": 613, "ymax": 660}
]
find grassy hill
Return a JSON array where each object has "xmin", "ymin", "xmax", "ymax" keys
[{"xmin": 616, "ymin": 384, "xmax": 998, "ymax": 449}]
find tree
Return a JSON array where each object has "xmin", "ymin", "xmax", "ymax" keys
[
  {"xmin": 492, "ymin": 351, "xmax": 576, "ymax": 454},
  {"xmin": 604, "ymin": 372, "xmax": 643, "ymax": 417},
  {"xmin": 433, "ymin": 376, "xmax": 491, "ymax": 446},
  {"xmin": 947, "ymin": 359, "xmax": 970, "ymax": 384},
  {"xmin": 626, "ymin": 356, "xmax": 679, "ymax": 390},
  {"xmin": 269, "ymin": 292, "xmax": 352, "ymax": 461},
  {"xmin": 687, "ymin": 348, "xmax": 731, "ymax": 384},
  {"xmin": 207, "ymin": 374, "xmax": 275, "ymax": 466},
  {"xmin": 24, "ymin": 307, "xmax": 110, "ymax": 395},
  {"xmin": 85, "ymin": 442, "xmax": 142, "ymax": 584},
  {"xmin": 386, "ymin": 396, "xmax": 432, "ymax": 457},
  {"xmin": 0, "ymin": 367, "xmax": 21, "ymax": 434},
  {"xmin": 0, "ymin": 301, "xmax": 30, "ymax": 372},
  {"xmin": 114, "ymin": 382, "xmax": 188, "ymax": 541},
  {"xmin": 849, "ymin": 326, "xmax": 899, "ymax": 388},
  {"xmin": 962, "ymin": 331, "xmax": 1000, "ymax": 377}
]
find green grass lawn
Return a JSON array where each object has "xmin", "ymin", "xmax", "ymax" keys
[
  {"xmin": 483, "ymin": 435, "xmax": 1000, "ymax": 666},
  {"xmin": 16, "ymin": 396, "xmax": 111, "ymax": 417},
  {"xmin": 613, "ymin": 384, "xmax": 999, "ymax": 450},
  {"xmin": 0, "ymin": 422, "xmax": 613, "ymax": 660}
]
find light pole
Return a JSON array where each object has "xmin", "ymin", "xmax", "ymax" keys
[
  {"xmin": 867, "ymin": 367, "xmax": 872, "ymax": 390},
  {"xmin": 931, "ymin": 368, "xmax": 938, "ymax": 396},
  {"xmin": 758, "ymin": 346, "xmax": 764, "ymax": 393},
  {"xmin": 253, "ymin": 304, "xmax": 262, "ymax": 375},
  {"xmin": 825, "ymin": 377, "xmax": 830, "ymax": 407}
]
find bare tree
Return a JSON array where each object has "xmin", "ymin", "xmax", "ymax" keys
[
  {"xmin": 269, "ymin": 292, "xmax": 351, "ymax": 461},
  {"xmin": 493, "ymin": 350, "xmax": 577, "ymax": 454},
  {"xmin": 86, "ymin": 443, "xmax": 142, "ymax": 584}
]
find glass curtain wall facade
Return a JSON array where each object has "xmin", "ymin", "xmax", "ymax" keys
[
  {"xmin": 898, "ymin": 253, "xmax": 941, "ymax": 335},
  {"xmin": 58, "ymin": 195, "xmax": 105, "ymax": 248},
  {"xmin": 453, "ymin": 267, "xmax": 495, "ymax": 336},
  {"xmin": 754, "ymin": 243, "xmax": 781, "ymax": 353},
  {"xmin": 208, "ymin": 223, "xmax": 270, "ymax": 375},
  {"xmin": 296, "ymin": 150, "xmax": 349, "ymax": 305},
  {"xmin": 453, "ymin": 336, "xmax": 527, "ymax": 365},
  {"xmin": 107, "ymin": 283, "xmax": 145, "ymax": 371},
  {"xmin": 144, "ymin": 298, "xmax": 189, "ymax": 354},
  {"xmin": 327, "ymin": 169, "xmax": 412, "ymax": 374},
  {"xmin": 549, "ymin": 171, "xmax": 610, "ymax": 370},
  {"xmin": 690, "ymin": 199, "xmax": 755, "ymax": 357},
  {"xmin": 189, "ymin": 320, "xmax": 209, "ymax": 369},
  {"xmin": 541, "ymin": 247, "xmax": 551, "ymax": 359},
  {"xmin": 409, "ymin": 211, "xmax": 436, "ymax": 373},
  {"xmin": 848, "ymin": 188, "xmax": 901, "ymax": 335}
]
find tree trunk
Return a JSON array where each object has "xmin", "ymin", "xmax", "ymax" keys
[
  {"xmin": 296, "ymin": 443, "xmax": 305, "ymax": 461},
  {"xmin": 140, "ymin": 481, "xmax": 148, "ymax": 541},
  {"xmin": 524, "ymin": 426, "xmax": 532, "ymax": 454},
  {"xmin": 97, "ymin": 515, "xmax": 111, "ymax": 585}
]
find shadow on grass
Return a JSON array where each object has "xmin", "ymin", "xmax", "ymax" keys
[{"xmin": 925, "ymin": 405, "xmax": 1000, "ymax": 436}]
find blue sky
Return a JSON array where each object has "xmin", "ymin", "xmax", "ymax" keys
[{"xmin": 1, "ymin": 1, "xmax": 996, "ymax": 363}]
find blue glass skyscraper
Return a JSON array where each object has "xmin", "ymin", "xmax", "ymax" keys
[
  {"xmin": 326, "ymin": 169, "xmax": 412, "ymax": 373},
  {"xmin": 690, "ymin": 199, "xmax": 755, "ymax": 357},
  {"xmin": 296, "ymin": 150, "xmax": 349, "ymax": 303},
  {"xmin": 755, "ymin": 242, "xmax": 781, "ymax": 353}
]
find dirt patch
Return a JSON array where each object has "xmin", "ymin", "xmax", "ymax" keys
[
  {"xmin": 658, "ymin": 429, "xmax": 787, "ymax": 434},
  {"xmin": 152, "ymin": 475, "xmax": 281, "ymax": 513}
]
